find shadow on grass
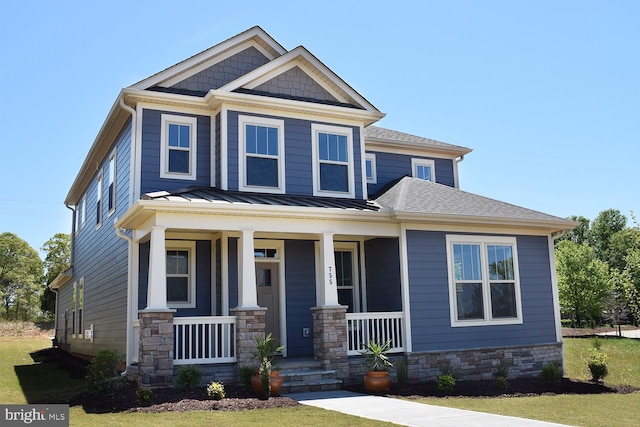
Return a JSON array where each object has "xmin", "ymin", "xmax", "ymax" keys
[{"xmin": 14, "ymin": 348, "xmax": 87, "ymax": 404}]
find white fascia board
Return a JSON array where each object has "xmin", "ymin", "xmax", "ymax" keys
[
  {"xmin": 66, "ymin": 90, "xmax": 130, "ymax": 205},
  {"xmin": 395, "ymin": 212, "xmax": 578, "ymax": 234},
  {"xmin": 49, "ymin": 270, "xmax": 73, "ymax": 290},
  {"xmin": 123, "ymin": 88, "xmax": 211, "ymax": 111},
  {"xmin": 130, "ymin": 27, "xmax": 287, "ymax": 90},
  {"xmin": 365, "ymin": 139, "xmax": 472, "ymax": 159},
  {"xmin": 207, "ymin": 90, "xmax": 384, "ymax": 125}
]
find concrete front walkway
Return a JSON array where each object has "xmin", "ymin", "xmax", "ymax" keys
[{"xmin": 287, "ymin": 390, "xmax": 573, "ymax": 427}]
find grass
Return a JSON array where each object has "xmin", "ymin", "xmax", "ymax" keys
[
  {"xmin": 411, "ymin": 336, "xmax": 640, "ymax": 427},
  {"xmin": 0, "ymin": 335, "xmax": 393, "ymax": 427}
]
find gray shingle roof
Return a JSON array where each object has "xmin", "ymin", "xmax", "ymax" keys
[
  {"xmin": 364, "ymin": 125, "xmax": 472, "ymax": 155},
  {"xmin": 375, "ymin": 177, "xmax": 572, "ymax": 225}
]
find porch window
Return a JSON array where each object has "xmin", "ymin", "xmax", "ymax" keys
[
  {"xmin": 160, "ymin": 114, "xmax": 198, "ymax": 180},
  {"xmin": 411, "ymin": 158, "xmax": 435, "ymax": 182},
  {"xmin": 238, "ymin": 115, "xmax": 285, "ymax": 193},
  {"xmin": 446, "ymin": 235, "xmax": 522, "ymax": 327},
  {"xmin": 166, "ymin": 241, "xmax": 196, "ymax": 308},
  {"xmin": 334, "ymin": 242, "xmax": 360, "ymax": 312},
  {"xmin": 312, "ymin": 123, "xmax": 355, "ymax": 198}
]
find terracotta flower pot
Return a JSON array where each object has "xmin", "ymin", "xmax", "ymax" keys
[
  {"xmin": 251, "ymin": 371, "xmax": 283, "ymax": 397},
  {"xmin": 363, "ymin": 371, "xmax": 391, "ymax": 393}
]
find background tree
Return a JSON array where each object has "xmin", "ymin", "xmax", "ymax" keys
[
  {"xmin": 40, "ymin": 233, "xmax": 71, "ymax": 318},
  {"xmin": 0, "ymin": 232, "xmax": 43, "ymax": 320},
  {"xmin": 555, "ymin": 240, "xmax": 610, "ymax": 326},
  {"xmin": 556, "ymin": 215, "xmax": 591, "ymax": 246},
  {"xmin": 590, "ymin": 209, "xmax": 627, "ymax": 263}
]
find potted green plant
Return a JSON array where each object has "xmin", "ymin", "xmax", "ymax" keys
[
  {"xmin": 250, "ymin": 333, "xmax": 284, "ymax": 399},
  {"xmin": 360, "ymin": 339, "xmax": 393, "ymax": 393}
]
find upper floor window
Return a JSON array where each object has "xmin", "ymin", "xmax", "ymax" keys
[
  {"xmin": 108, "ymin": 153, "xmax": 116, "ymax": 214},
  {"xmin": 412, "ymin": 158, "xmax": 435, "ymax": 182},
  {"xmin": 238, "ymin": 115, "xmax": 285, "ymax": 194},
  {"xmin": 446, "ymin": 235, "xmax": 522, "ymax": 327},
  {"xmin": 76, "ymin": 196, "xmax": 86, "ymax": 232},
  {"xmin": 166, "ymin": 241, "xmax": 196, "ymax": 308},
  {"xmin": 312, "ymin": 124, "xmax": 355, "ymax": 198},
  {"xmin": 160, "ymin": 114, "xmax": 198, "ymax": 180},
  {"xmin": 365, "ymin": 153, "xmax": 377, "ymax": 184},
  {"xmin": 96, "ymin": 173, "xmax": 102, "ymax": 228}
]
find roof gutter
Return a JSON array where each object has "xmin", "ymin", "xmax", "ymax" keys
[
  {"xmin": 454, "ymin": 155, "xmax": 465, "ymax": 189},
  {"xmin": 119, "ymin": 98, "xmax": 137, "ymax": 206}
]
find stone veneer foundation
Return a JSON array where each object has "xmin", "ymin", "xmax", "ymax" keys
[
  {"xmin": 403, "ymin": 342, "xmax": 563, "ymax": 381},
  {"xmin": 136, "ymin": 310, "xmax": 175, "ymax": 387},
  {"xmin": 231, "ymin": 307, "xmax": 266, "ymax": 370},
  {"xmin": 311, "ymin": 306, "xmax": 349, "ymax": 380}
]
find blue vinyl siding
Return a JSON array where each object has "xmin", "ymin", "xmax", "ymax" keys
[
  {"xmin": 226, "ymin": 110, "xmax": 364, "ymax": 198},
  {"xmin": 215, "ymin": 238, "xmax": 221, "ymax": 315},
  {"xmin": 59, "ymin": 120, "xmax": 132, "ymax": 356},
  {"xmin": 138, "ymin": 240, "xmax": 212, "ymax": 316},
  {"xmin": 367, "ymin": 151, "xmax": 455, "ymax": 196},
  {"xmin": 140, "ymin": 109, "xmax": 211, "ymax": 194},
  {"xmin": 215, "ymin": 113, "xmax": 221, "ymax": 188},
  {"xmin": 406, "ymin": 230, "xmax": 557, "ymax": 352},
  {"xmin": 364, "ymin": 238, "xmax": 402, "ymax": 312},
  {"xmin": 284, "ymin": 240, "xmax": 316, "ymax": 356},
  {"xmin": 228, "ymin": 238, "xmax": 238, "ymax": 309}
]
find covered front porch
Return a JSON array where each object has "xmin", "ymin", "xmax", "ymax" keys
[{"xmin": 117, "ymin": 188, "xmax": 411, "ymax": 387}]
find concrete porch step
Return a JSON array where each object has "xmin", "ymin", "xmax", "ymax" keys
[
  {"xmin": 282, "ymin": 378, "xmax": 343, "ymax": 394},
  {"xmin": 275, "ymin": 358, "xmax": 342, "ymax": 394}
]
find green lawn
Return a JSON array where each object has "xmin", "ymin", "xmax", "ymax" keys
[
  {"xmin": 0, "ymin": 336, "xmax": 392, "ymax": 427},
  {"xmin": 412, "ymin": 337, "xmax": 640, "ymax": 427}
]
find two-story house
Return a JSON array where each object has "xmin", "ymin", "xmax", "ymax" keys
[{"xmin": 51, "ymin": 27, "xmax": 575, "ymax": 388}]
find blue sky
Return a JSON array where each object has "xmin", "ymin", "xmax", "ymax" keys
[{"xmin": 1, "ymin": 0, "xmax": 638, "ymax": 255}]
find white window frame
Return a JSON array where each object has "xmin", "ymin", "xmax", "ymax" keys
[
  {"xmin": 365, "ymin": 153, "xmax": 377, "ymax": 184},
  {"xmin": 160, "ymin": 114, "xmax": 198, "ymax": 181},
  {"xmin": 445, "ymin": 235, "xmax": 523, "ymax": 327},
  {"xmin": 80, "ymin": 197, "xmax": 86, "ymax": 227},
  {"xmin": 107, "ymin": 152, "xmax": 116, "ymax": 216},
  {"xmin": 411, "ymin": 158, "xmax": 435, "ymax": 182},
  {"xmin": 238, "ymin": 115, "xmax": 286, "ymax": 194},
  {"xmin": 95, "ymin": 172, "xmax": 102, "ymax": 229},
  {"xmin": 78, "ymin": 277, "xmax": 84, "ymax": 339},
  {"xmin": 311, "ymin": 123, "xmax": 355, "ymax": 198},
  {"xmin": 166, "ymin": 240, "xmax": 197, "ymax": 309},
  {"xmin": 71, "ymin": 281, "xmax": 77, "ymax": 338}
]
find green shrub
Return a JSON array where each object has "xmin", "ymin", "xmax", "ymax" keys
[
  {"xmin": 493, "ymin": 376, "xmax": 510, "ymax": 390},
  {"xmin": 494, "ymin": 361, "xmax": 509, "ymax": 379},
  {"xmin": 206, "ymin": 381, "xmax": 225, "ymax": 400},
  {"xmin": 238, "ymin": 366, "xmax": 255, "ymax": 387},
  {"xmin": 136, "ymin": 387, "xmax": 153, "ymax": 403},
  {"xmin": 539, "ymin": 362, "xmax": 563, "ymax": 386},
  {"xmin": 436, "ymin": 373, "xmax": 456, "ymax": 393},
  {"xmin": 587, "ymin": 350, "xmax": 609, "ymax": 382},
  {"xmin": 592, "ymin": 337, "xmax": 603, "ymax": 350},
  {"xmin": 85, "ymin": 349, "xmax": 125, "ymax": 395},
  {"xmin": 176, "ymin": 365, "xmax": 202, "ymax": 390}
]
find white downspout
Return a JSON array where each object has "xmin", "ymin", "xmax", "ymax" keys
[
  {"xmin": 119, "ymin": 97, "xmax": 137, "ymax": 207},
  {"xmin": 453, "ymin": 155, "xmax": 465, "ymax": 189},
  {"xmin": 116, "ymin": 227, "xmax": 134, "ymax": 371},
  {"xmin": 549, "ymin": 230, "xmax": 567, "ymax": 373}
]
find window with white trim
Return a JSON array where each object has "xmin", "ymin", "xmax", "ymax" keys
[
  {"xmin": 160, "ymin": 114, "xmax": 198, "ymax": 180},
  {"xmin": 71, "ymin": 282, "xmax": 77, "ymax": 337},
  {"xmin": 95, "ymin": 173, "xmax": 102, "ymax": 228},
  {"xmin": 312, "ymin": 123, "xmax": 355, "ymax": 198},
  {"xmin": 238, "ymin": 115, "xmax": 285, "ymax": 193},
  {"xmin": 365, "ymin": 153, "xmax": 377, "ymax": 184},
  {"xmin": 78, "ymin": 277, "xmax": 84, "ymax": 338},
  {"xmin": 446, "ymin": 235, "xmax": 522, "ymax": 327},
  {"xmin": 166, "ymin": 241, "xmax": 196, "ymax": 308},
  {"xmin": 108, "ymin": 153, "xmax": 116, "ymax": 214},
  {"xmin": 411, "ymin": 158, "xmax": 435, "ymax": 182},
  {"xmin": 76, "ymin": 196, "xmax": 86, "ymax": 232},
  {"xmin": 334, "ymin": 242, "xmax": 359, "ymax": 313}
]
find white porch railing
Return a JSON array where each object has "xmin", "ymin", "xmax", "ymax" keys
[
  {"xmin": 346, "ymin": 312, "xmax": 405, "ymax": 356},
  {"xmin": 173, "ymin": 316, "xmax": 237, "ymax": 365}
]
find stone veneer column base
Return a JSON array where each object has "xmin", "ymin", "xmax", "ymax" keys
[
  {"xmin": 137, "ymin": 309, "xmax": 175, "ymax": 388},
  {"xmin": 311, "ymin": 306, "xmax": 349, "ymax": 380},
  {"xmin": 231, "ymin": 307, "xmax": 266, "ymax": 370},
  {"xmin": 405, "ymin": 342, "xmax": 564, "ymax": 381}
]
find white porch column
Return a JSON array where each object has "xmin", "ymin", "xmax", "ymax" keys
[
  {"xmin": 318, "ymin": 232, "xmax": 340, "ymax": 307},
  {"xmin": 238, "ymin": 229, "xmax": 259, "ymax": 309},
  {"xmin": 146, "ymin": 226, "xmax": 168, "ymax": 310}
]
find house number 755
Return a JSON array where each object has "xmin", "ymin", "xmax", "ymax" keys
[{"xmin": 328, "ymin": 266, "xmax": 334, "ymax": 286}]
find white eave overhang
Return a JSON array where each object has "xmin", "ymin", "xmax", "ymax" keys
[
  {"xmin": 365, "ymin": 137, "xmax": 472, "ymax": 159},
  {"xmin": 49, "ymin": 268, "xmax": 73, "ymax": 290}
]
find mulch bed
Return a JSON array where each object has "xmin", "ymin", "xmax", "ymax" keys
[{"xmin": 37, "ymin": 345, "xmax": 639, "ymax": 414}]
